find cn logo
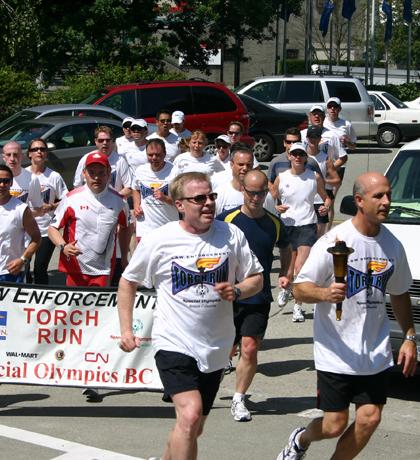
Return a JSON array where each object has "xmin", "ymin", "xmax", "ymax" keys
[{"xmin": 84, "ymin": 352, "xmax": 109, "ymax": 363}]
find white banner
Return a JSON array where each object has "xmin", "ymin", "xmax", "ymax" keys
[{"xmin": 0, "ymin": 283, "xmax": 163, "ymax": 390}]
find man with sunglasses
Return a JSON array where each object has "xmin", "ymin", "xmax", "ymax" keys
[
  {"xmin": 147, "ymin": 108, "xmax": 181, "ymax": 162},
  {"xmin": 217, "ymin": 169, "xmax": 292, "ymax": 422},
  {"xmin": 2, "ymin": 141, "xmax": 43, "ymax": 215},
  {"xmin": 116, "ymin": 116, "xmax": 134, "ymax": 153},
  {"xmin": 118, "ymin": 171, "xmax": 263, "ymax": 460},
  {"xmin": 73, "ymin": 126, "xmax": 132, "ymax": 198},
  {"xmin": 0, "ymin": 164, "xmax": 41, "ymax": 283}
]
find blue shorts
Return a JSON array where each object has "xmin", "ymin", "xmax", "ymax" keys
[
  {"xmin": 0, "ymin": 273, "xmax": 25, "ymax": 283},
  {"xmin": 286, "ymin": 224, "xmax": 317, "ymax": 250}
]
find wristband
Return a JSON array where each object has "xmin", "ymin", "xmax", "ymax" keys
[{"xmin": 405, "ymin": 335, "xmax": 417, "ymax": 344}]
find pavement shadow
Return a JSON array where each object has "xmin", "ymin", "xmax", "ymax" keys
[
  {"xmin": 261, "ymin": 337, "xmax": 313, "ymax": 351},
  {"xmin": 0, "ymin": 393, "xmax": 50, "ymax": 408},
  {"xmin": 257, "ymin": 359, "xmax": 315, "ymax": 377},
  {"xmin": 216, "ymin": 395, "xmax": 316, "ymax": 416},
  {"xmin": 354, "ymin": 144, "xmax": 394, "ymax": 155},
  {"xmin": 0, "ymin": 404, "xmax": 176, "ymax": 419}
]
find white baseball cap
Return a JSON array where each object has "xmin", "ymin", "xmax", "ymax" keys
[
  {"xmin": 327, "ymin": 97, "xmax": 341, "ymax": 106},
  {"xmin": 131, "ymin": 118, "xmax": 148, "ymax": 128},
  {"xmin": 310, "ymin": 105, "xmax": 325, "ymax": 113},
  {"xmin": 122, "ymin": 117, "xmax": 135, "ymax": 126},
  {"xmin": 215, "ymin": 134, "xmax": 231, "ymax": 145},
  {"xmin": 171, "ymin": 110, "xmax": 185, "ymax": 124}
]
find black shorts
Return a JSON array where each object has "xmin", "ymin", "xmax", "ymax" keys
[
  {"xmin": 233, "ymin": 302, "xmax": 270, "ymax": 344},
  {"xmin": 337, "ymin": 167, "xmax": 345, "ymax": 181},
  {"xmin": 314, "ymin": 203, "xmax": 329, "ymax": 224},
  {"xmin": 155, "ymin": 350, "xmax": 223, "ymax": 416},
  {"xmin": 317, "ymin": 369, "xmax": 390, "ymax": 412},
  {"xmin": 326, "ymin": 189, "xmax": 335, "ymax": 200},
  {"xmin": 286, "ymin": 224, "xmax": 317, "ymax": 250}
]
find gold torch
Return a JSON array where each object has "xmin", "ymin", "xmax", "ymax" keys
[{"xmin": 327, "ymin": 240, "xmax": 354, "ymax": 321}]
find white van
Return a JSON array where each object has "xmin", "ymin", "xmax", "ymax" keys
[
  {"xmin": 341, "ymin": 139, "xmax": 420, "ymax": 362},
  {"xmin": 383, "ymin": 139, "xmax": 420, "ymax": 359},
  {"xmin": 236, "ymin": 75, "xmax": 377, "ymax": 139}
]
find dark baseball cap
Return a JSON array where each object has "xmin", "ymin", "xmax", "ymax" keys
[{"xmin": 307, "ymin": 126, "xmax": 323, "ymax": 138}]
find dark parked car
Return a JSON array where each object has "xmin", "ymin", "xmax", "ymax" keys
[
  {"xmin": 0, "ymin": 104, "xmax": 129, "ymax": 135},
  {"xmin": 0, "ymin": 117, "xmax": 123, "ymax": 187},
  {"xmin": 238, "ymin": 94, "xmax": 307, "ymax": 161}
]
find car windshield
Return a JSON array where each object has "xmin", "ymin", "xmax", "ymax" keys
[
  {"xmin": 80, "ymin": 89, "xmax": 109, "ymax": 104},
  {"xmin": 0, "ymin": 123, "xmax": 53, "ymax": 149},
  {"xmin": 0, "ymin": 110, "xmax": 39, "ymax": 134},
  {"xmin": 386, "ymin": 149, "xmax": 420, "ymax": 224},
  {"xmin": 383, "ymin": 92, "xmax": 408, "ymax": 109}
]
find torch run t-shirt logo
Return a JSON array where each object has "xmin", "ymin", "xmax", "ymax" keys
[
  {"xmin": 347, "ymin": 260, "xmax": 394, "ymax": 299},
  {"xmin": 171, "ymin": 257, "xmax": 229, "ymax": 295}
]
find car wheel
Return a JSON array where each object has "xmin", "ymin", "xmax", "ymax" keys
[
  {"xmin": 376, "ymin": 125, "xmax": 401, "ymax": 148},
  {"xmin": 253, "ymin": 133, "xmax": 274, "ymax": 162}
]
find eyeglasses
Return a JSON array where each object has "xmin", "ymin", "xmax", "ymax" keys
[
  {"xmin": 131, "ymin": 126, "xmax": 147, "ymax": 132},
  {"xmin": 159, "ymin": 119, "xmax": 171, "ymax": 124},
  {"xmin": 244, "ymin": 188, "xmax": 268, "ymax": 197},
  {"xmin": 284, "ymin": 140, "xmax": 299, "ymax": 145},
  {"xmin": 180, "ymin": 192, "xmax": 218, "ymax": 204},
  {"xmin": 122, "ymin": 123, "xmax": 132, "ymax": 129},
  {"xmin": 28, "ymin": 146, "xmax": 47, "ymax": 153},
  {"xmin": 228, "ymin": 131, "xmax": 241, "ymax": 136},
  {"xmin": 290, "ymin": 151, "xmax": 307, "ymax": 158},
  {"xmin": 0, "ymin": 178, "xmax": 12, "ymax": 184},
  {"xmin": 96, "ymin": 138, "xmax": 112, "ymax": 143}
]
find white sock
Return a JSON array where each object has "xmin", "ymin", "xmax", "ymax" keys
[{"xmin": 233, "ymin": 392, "xmax": 245, "ymax": 402}]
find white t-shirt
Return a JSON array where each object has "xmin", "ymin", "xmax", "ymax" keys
[
  {"xmin": 214, "ymin": 181, "xmax": 244, "ymax": 215},
  {"xmin": 172, "ymin": 152, "xmax": 225, "ymax": 176},
  {"xmin": 122, "ymin": 220, "xmax": 263, "ymax": 373},
  {"xmin": 212, "ymin": 169, "xmax": 232, "ymax": 190},
  {"xmin": 10, "ymin": 169, "xmax": 43, "ymax": 209},
  {"xmin": 147, "ymin": 132, "xmax": 180, "ymax": 162},
  {"xmin": 0, "ymin": 197, "xmax": 28, "ymax": 275},
  {"xmin": 323, "ymin": 118, "xmax": 357, "ymax": 144},
  {"xmin": 51, "ymin": 185, "xmax": 130, "ymax": 276},
  {"xmin": 133, "ymin": 162, "xmax": 179, "ymax": 238},
  {"xmin": 123, "ymin": 144, "xmax": 148, "ymax": 178},
  {"xmin": 295, "ymin": 219, "xmax": 412, "ymax": 375},
  {"xmin": 278, "ymin": 169, "xmax": 317, "ymax": 226},
  {"xmin": 26, "ymin": 167, "xmax": 68, "ymax": 237},
  {"xmin": 116, "ymin": 135, "xmax": 133, "ymax": 153},
  {"xmin": 170, "ymin": 127, "xmax": 192, "ymax": 139},
  {"xmin": 73, "ymin": 150, "xmax": 132, "ymax": 192}
]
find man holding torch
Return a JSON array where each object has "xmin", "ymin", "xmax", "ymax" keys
[{"xmin": 277, "ymin": 172, "xmax": 417, "ymax": 460}]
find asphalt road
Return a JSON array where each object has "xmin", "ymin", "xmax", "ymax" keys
[{"xmin": 1, "ymin": 141, "xmax": 418, "ymax": 460}]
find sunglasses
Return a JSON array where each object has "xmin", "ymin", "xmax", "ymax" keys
[
  {"xmin": 96, "ymin": 138, "xmax": 112, "ymax": 143},
  {"xmin": 290, "ymin": 151, "xmax": 307, "ymax": 158},
  {"xmin": 284, "ymin": 140, "xmax": 299, "ymax": 145},
  {"xmin": 216, "ymin": 143, "xmax": 229, "ymax": 149},
  {"xmin": 327, "ymin": 104, "xmax": 340, "ymax": 109},
  {"xmin": 244, "ymin": 188, "xmax": 268, "ymax": 197},
  {"xmin": 131, "ymin": 126, "xmax": 147, "ymax": 132},
  {"xmin": 228, "ymin": 131, "xmax": 241, "ymax": 136},
  {"xmin": 28, "ymin": 146, "xmax": 47, "ymax": 153},
  {"xmin": 180, "ymin": 192, "xmax": 218, "ymax": 204},
  {"xmin": 122, "ymin": 123, "xmax": 132, "ymax": 129},
  {"xmin": 0, "ymin": 177, "xmax": 12, "ymax": 184},
  {"xmin": 159, "ymin": 119, "xmax": 171, "ymax": 124}
]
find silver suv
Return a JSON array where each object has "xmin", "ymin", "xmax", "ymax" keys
[{"xmin": 236, "ymin": 75, "xmax": 377, "ymax": 139}]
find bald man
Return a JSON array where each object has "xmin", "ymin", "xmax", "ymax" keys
[
  {"xmin": 217, "ymin": 170, "xmax": 292, "ymax": 422},
  {"xmin": 278, "ymin": 172, "xmax": 417, "ymax": 459}
]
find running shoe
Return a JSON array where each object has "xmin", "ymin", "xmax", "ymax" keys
[
  {"xmin": 277, "ymin": 427, "xmax": 307, "ymax": 459},
  {"xmin": 277, "ymin": 288, "xmax": 291, "ymax": 309},
  {"xmin": 292, "ymin": 303, "xmax": 305, "ymax": 322},
  {"xmin": 231, "ymin": 398, "xmax": 251, "ymax": 422}
]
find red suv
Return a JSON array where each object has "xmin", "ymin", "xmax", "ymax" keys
[{"xmin": 85, "ymin": 80, "xmax": 252, "ymax": 143}]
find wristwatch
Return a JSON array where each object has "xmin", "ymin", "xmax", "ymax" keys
[
  {"xmin": 59, "ymin": 243, "xmax": 66, "ymax": 252},
  {"xmin": 20, "ymin": 255, "xmax": 29, "ymax": 265},
  {"xmin": 404, "ymin": 334, "xmax": 417, "ymax": 344},
  {"xmin": 233, "ymin": 286, "xmax": 241, "ymax": 301}
]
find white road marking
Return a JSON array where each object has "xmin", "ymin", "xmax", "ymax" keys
[{"xmin": 0, "ymin": 424, "xmax": 143, "ymax": 459}]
